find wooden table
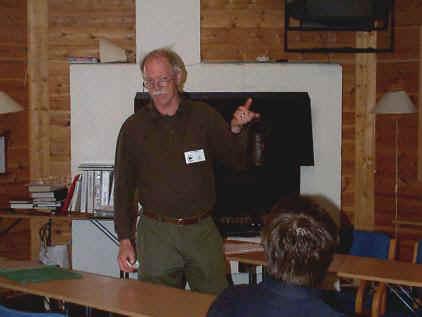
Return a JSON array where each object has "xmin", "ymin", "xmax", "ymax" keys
[
  {"xmin": 334, "ymin": 254, "xmax": 422, "ymax": 287},
  {"xmin": 226, "ymin": 249, "xmax": 422, "ymax": 287},
  {"xmin": 0, "ymin": 258, "xmax": 215, "ymax": 317}
]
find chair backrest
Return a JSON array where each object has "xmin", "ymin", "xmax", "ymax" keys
[
  {"xmin": 413, "ymin": 240, "xmax": 422, "ymax": 264},
  {"xmin": 412, "ymin": 240, "xmax": 422, "ymax": 300},
  {"xmin": 0, "ymin": 305, "xmax": 66, "ymax": 317},
  {"xmin": 349, "ymin": 230, "xmax": 395, "ymax": 260}
]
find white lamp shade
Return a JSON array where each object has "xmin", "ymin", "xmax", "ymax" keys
[
  {"xmin": 374, "ymin": 90, "xmax": 417, "ymax": 114},
  {"xmin": 0, "ymin": 91, "xmax": 23, "ymax": 114}
]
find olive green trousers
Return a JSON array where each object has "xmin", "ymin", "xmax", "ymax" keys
[{"xmin": 136, "ymin": 215, "xmax": 228, "ymax": 294}]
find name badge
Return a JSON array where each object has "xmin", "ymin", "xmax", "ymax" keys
[{"xmin": 184, "ymin": 149, "xmax": 206, "ymax": 164}]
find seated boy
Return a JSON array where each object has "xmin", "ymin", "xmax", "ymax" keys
[{"xmin": 207, "ymin": 195, "xmax": 346, "ymax": 317}]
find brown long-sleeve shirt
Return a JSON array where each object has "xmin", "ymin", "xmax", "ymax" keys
[{"xmin": 113, "ymin": 97, "xmax": 250, "ymax": 240}]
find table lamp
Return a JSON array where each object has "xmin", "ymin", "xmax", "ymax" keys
[{"xmin": 374, "ymin": 90, "xmax": 417, "ymax": 237}]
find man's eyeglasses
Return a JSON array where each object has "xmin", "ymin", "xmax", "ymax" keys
[{"xmin": 142, "ymin": 76, "xmax": 175, "ymax": 89}]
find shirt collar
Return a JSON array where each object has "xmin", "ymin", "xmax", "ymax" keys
[
  {"xmin": 146, "ymin": 94, "xmax": 187, "ymax": 120},
  {"xmin": 260, "ymin": 277, "xmax": 321, "ymax": 300}
]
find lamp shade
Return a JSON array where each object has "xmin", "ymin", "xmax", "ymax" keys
[
  {"xmin": 374, "ymin": 90, "xmax": 416, "ymax": 114},
  {"xmin": 0, "ymin": 91, "xmax": 23, "ymax": 114}
]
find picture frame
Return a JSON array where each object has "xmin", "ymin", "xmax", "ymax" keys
[{"xmin": 0, "ymin": 135, "xmax": 6, "ymax": 174}]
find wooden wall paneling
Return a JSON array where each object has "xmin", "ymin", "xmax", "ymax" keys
[
  {"xmin": 354, "ymin": 32, "xmax": 377, "ymax": 230},
  {"xmin": 200, "ymin": 4, "xmax": 285, "ymax": 61},
  {"xmin": 418, "ymin": 26, "xmax": 422, "ymax": 181},
  {"xmin": 341, "ymin": 64, "xmax": 356, "ymax": 221},
  {"xmin": 0, "ymin": 0, "xmax": 29, "ymax": 208},
  {"xmin": 376, "ymin": 62, "xmax": 419, "ymax": 98},
  {"xmin": 46, "ymin": 0, "xmax": 136, "ymax": 182},
  {"xmin": 394, "ymin": 0, "xmax": 422, "ymax": 27},
  {"xmin": 27, "ymin": 0, "xmax": 50, "ymax": 181},
  {"xmin": 0, "ymin": 218, "xmax": 31, "ymax": 260},
  {"xmin": 48, "ymin": 61, "xmax": 69, "ymax": 111},
  {"xmin": 378, "ymin": 26, "xmax": 420, "ymax": 61}
]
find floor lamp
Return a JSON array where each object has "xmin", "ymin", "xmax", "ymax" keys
[{"xmin": 374, "ymin": 90, "xmax": 416, "ymax": 237}]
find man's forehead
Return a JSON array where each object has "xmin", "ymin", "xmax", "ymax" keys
[{"xmin": 144, "ymin": 56, "xmax": 172, "ymax": 71}]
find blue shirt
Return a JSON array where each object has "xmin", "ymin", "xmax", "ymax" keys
[{"xmin": 207, "ymin": 278, "xmax": 346, "ymax": 317}]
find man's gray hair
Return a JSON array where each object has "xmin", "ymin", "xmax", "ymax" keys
[{"xmin": 140, "ymin": 48, "xmax": 187, "ymax": 92}]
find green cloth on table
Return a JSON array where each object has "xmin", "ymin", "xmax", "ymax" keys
[{"xmin": 0, "ymin": 265, "xmax": 82, "ymax": 284}]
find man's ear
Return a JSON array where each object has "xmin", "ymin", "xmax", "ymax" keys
[
  {"xmin": 175, "ymin": 69, "xmax": 185, "ymax": 92},
  {"xmin": 175, "ymin": 70, "xmax": 182, "ymax": 85}
]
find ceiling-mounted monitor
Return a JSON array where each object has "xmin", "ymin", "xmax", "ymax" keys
[{"xmin": 284, "ymin": 0, "xmax": 394, "ymax": 53}]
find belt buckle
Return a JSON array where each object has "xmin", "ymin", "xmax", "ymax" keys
[{"xmin": 176, "ymin": 218, "xmax": 185, "ymax": 225}]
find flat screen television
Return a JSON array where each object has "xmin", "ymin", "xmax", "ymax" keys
[{"xmin": 135, "ymin": 91, "xmax": 314, "ymax": 235}]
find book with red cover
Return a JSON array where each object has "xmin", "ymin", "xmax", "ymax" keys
[{"xmin": 60, "ymin": 174, "xmax": 80, "ymax": 215}]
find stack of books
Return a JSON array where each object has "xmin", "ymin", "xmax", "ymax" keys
[
  {"xmin": 67, "ymin": 56, "xmax": 99, "ymax": 64},
  {"xmin": 27, "ymin": 183, "xmax": 68, "ymax": 213}
]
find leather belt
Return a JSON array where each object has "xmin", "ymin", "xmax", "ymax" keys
[{"xmin": 142, "ymin": 210, "xmax": 212, "ymax": 225}]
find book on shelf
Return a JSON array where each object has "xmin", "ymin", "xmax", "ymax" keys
[
  {"xmin": 33, "ymin": 197, "xmax": 58, "ymax": 203},
  {"xmin": 70, "ymin": 175, "xmax": 82, "ymax": 212},
  {"xmin": 100, "ymin": 170, "xmax": 112, "ymax": 206},
  {"xmin": 93, "ymin": 205, "xmax": 114, "ymax": 218},
  {"xmin": 60, "ymin": 174, "xmax": 81, "ymax": 215},
  {"xmin": 9, "ymin": 200, "xmax": 32, "ymax": 204},
  {"xmin": 108, "ymin": 174, "xmax": 114, "ymax": 207},
  {"xmin": 27, "ymin": 183, "xmax": 67, "ymax": 193},
  {"xmin": 9, "ymin": 200, "xmax": 34, "ymax": 209},
  {"xmin": 78, "ymin": 163, "xmax": 113, "ymax": 170},
  {"xmin": 30, "ymin": 187, "xmax": 68, "ymax": 200},
  {"xmin": 86, "ymin": 170, "xmax": 94, "ymax": 212},
  {"xmin": 33, "ymin": 201, "xmax": 63, "ymax": 208},
  {"xmin": 80, "ymin": 170, "xmax": 88, "ymax": 213}
]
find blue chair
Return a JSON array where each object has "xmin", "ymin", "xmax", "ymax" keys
[
  {"xmin": 377, "ymin": 240, "xmax": 422, "ymax": 317},
  {"xmin": 411, "ymin": 240, "xmax": 422, "ymax": 308},
  {"xmin": 330, "ymin": 230, "xmax": 396, "ymax": 317},
  {"xmin": 414, "ymin": 240, "xmax": 422, "ymax": 265},
  {"xmin": 0, "ymin": 304, "xmax": 66, "ymax": 317}
]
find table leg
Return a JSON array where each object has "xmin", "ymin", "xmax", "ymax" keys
[
  {"xmin": 85, "ymin": 306, "xmax": 92, "ymax": 317},
  {"xmin": 248, "ymin": 265, "xmax": 257, "ymax": 285}
]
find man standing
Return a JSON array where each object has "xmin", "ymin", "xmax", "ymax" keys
[{"xmin": 114, "ymin": 48, "xmax": 259, "ymax": 294}]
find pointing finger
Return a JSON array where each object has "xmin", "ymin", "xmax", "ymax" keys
[{"xmin": 243, "ymin": 97, "xmax": 253, "ymax": 110}]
